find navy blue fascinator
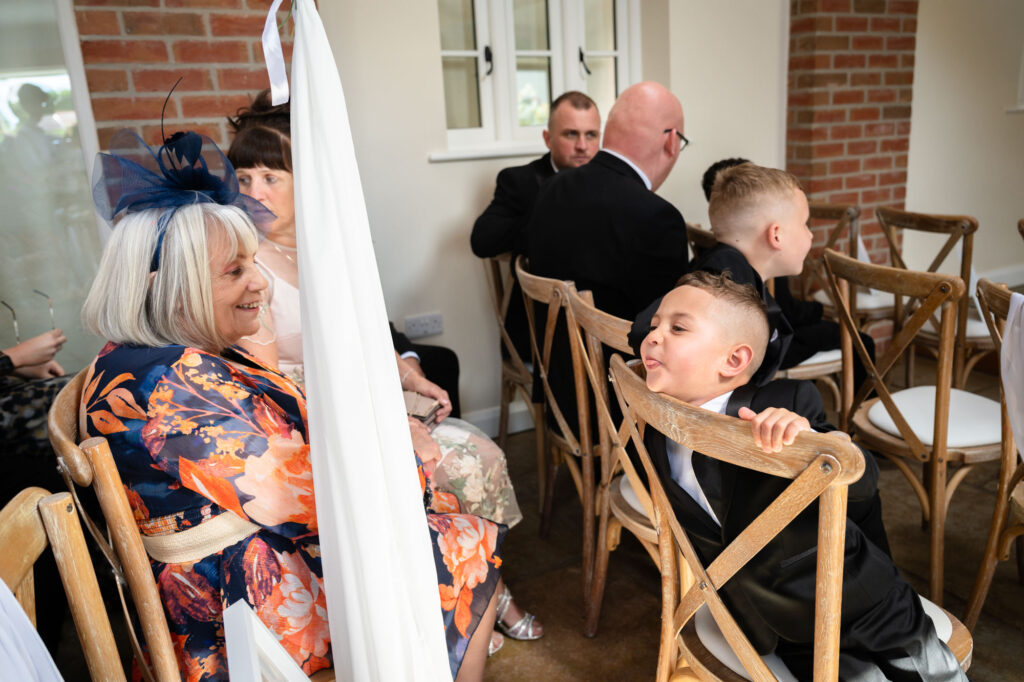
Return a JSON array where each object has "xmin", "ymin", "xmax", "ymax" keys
[{"xmin": 92, "ymin": 129, "xmax": 275, "ymax": 270}]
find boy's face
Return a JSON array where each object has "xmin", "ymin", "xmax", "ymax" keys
[
  {"xmin": 777, "ymin": 188, "xmax": 813, "ymax": 275},
  {"xmin": 641, "ymin": 285, "xmax": 732, "ymax": 405}
]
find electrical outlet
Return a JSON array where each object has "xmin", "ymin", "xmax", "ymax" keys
[{"xmin": 404, "ymin": 312, "xmax": 444, "ymax": 339}]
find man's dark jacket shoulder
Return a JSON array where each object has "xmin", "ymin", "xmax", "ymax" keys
[
  {"xmin": 471, "ymin": 153, "xmax": 556, "ymax": 257},
  {"xmin": 525, "ymin": 150, "xmax": 688, "ymax": 321}
]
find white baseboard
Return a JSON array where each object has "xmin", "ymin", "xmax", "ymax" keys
[
  {"xmin": 461, "ymin": 399, "xmax": 535, "ymax": 439},
  {"xmin": 981, "ymin": 263, "xmax": 1024, "ymax": 288}
]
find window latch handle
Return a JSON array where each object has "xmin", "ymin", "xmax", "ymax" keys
[
  {"xmin": 578, "ymin": 47, "xmax": 591, "ymax": 75},
  {"xmin": 484, "ymin": 45, "xmax": 494, "ymax": 76}
]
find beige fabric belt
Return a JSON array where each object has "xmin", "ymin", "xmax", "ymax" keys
[{"xmin": 141, "ymin": 512, "xmax": 260, "ymax": 564}]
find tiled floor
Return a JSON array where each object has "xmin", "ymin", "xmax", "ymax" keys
[{"xmin": 485, "ymin": 362, "xmax": 1023, "ymax": 681}]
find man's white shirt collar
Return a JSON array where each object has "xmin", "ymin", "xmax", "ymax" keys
[{"xmin": 601, "ymin": 148, "xmax": 652, "ymax": 190}]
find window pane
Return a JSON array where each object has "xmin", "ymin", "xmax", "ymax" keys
[
  {"xmin": 514, "ymin": 0, "xmax": 549, "ymax": 51},
  {"xmin": 0, "ymin": 0, "xmax": 102, "ymax": 371},
  {"xmin": 584, "ymin": 0, "xmax": 616, "ymax": 52},
  {"xmin": 516, "ymin": 57, "xmax": 550, "ymax": 126},
  {"xmin": 442, "ymin": 57, "xmax": 481, "ymax": 129},
  {"xmin": 438, "ymin": 0, "xmax": 476, "ymax": 51},
  {"xmin": 586, "ymin": 56, "xmax": 617, "ymax": 123}
]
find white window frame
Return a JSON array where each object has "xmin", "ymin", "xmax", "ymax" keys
[{"xmin": 432, "ymin": 0, "xmax": 641, "ymax": 162}]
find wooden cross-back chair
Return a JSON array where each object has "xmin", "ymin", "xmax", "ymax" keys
[
  {"xmin": 875, "ymin": 207, "xmax": 994, "ymax": 388},
  {"xmin": 685, "ymin": 222, "xmax": 717, "ymax": 260},
  {"xmin": 515, "ymin": 256, "xmax": 598, "ymax": 595},
  {"xmin": 963, "ymin": 279, "xmax": 1024, "ymax": 630},
  {"xmin": 802, "ymin": 203, "xmax": 869, "ymax": 311},
  {"xmin": 0, "ymin": 487, "xmax": 125, "ymax": 682},
  {"xmin": 48, "ymin": 369, "xmax": 181, "ymax": 682},
  {"xmin": 824, "ymin": 250, "xmax": 1002, "ymax": 604},
  {"xmin": 482, "ymin": 252, "xmax": 545, "ymax": 501},
  {"xmin": 565, "ymin": 288, "xmax": 683, "ymax": 642},
  {"xmin": 608, "ymin": 353, "xmax": 869, "ymax": 682}
]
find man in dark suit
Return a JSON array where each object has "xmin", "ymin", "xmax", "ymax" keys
[
  {"xmin": 471, "ymin": 91, "xmax": 601, "ymax": 360},
  {"xmin": 639, "ymin": 271, "xmax": 965, "ymax": 681},
  {"xmin": 525, "ymin": 81, "xmax": 689, "ymax": 431}
]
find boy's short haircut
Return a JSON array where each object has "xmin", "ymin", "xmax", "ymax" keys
[
  {"xmin": 676, "ymin": 270, "xmax": 770, "ymax": 378},
  {"xmin": 701, "ymin": 157, "xmax": 750, "ymax": 201},
  {"xmin": 708, "ymin": 164, "xmax": 804, "ymax": 239}
]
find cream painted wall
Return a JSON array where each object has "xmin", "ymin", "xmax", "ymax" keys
[
  {"xmin": 317, "ymin": 1, "xmax": 789, "ymax": 423},
  {"xmin": 905, "ymin": 0, "xmax": 1024, "ymax": 283},
  {"xmin": 658, "ymin": 0, "xmax": 790, "ymax": 229}
]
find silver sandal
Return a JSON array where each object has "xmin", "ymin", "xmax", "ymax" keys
[{"xmin": 495, "ymin": 584, "xmax": 543, "ymax": 640}]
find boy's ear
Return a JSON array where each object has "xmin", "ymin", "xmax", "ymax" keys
[
  {"xmin": 766, "ymin": 222, "xmax": 784, "ymax": 251},
  {"xmin": 721, "ymin": 342, "xmax": 754, "ymax": 379}
]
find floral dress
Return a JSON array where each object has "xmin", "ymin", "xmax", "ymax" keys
[{"xmin": 83, "ymin": 342, "xmax": 504, "ymax": 681}]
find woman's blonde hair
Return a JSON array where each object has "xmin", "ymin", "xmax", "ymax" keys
[{"xmin": 82, "ymin": 203, "xmax": 259, "ymax": 352}]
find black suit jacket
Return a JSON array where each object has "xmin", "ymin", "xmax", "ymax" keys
[
  {"xmin": 471, "ymin": 153, "xmax": 556, "ymax": 258},
  {"xmin": 471, "ymin": 153, "xmax": 557, "ymax": 361},
  {"xmin": 525, "ymin": 151, "xmax": 688, "ymax": 431},
  {"xmin": 643, "ymin": 379, "xmax": 905, "ymax": 654}
]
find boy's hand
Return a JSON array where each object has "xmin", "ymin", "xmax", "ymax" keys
[{"xmin": 738, "ymin": 406, "xmax": 811, "ymax": 453}]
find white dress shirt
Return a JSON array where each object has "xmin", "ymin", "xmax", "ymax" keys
[{"xmin": 666, "ymin": 391, "xmax": 733, "ymax": 526}]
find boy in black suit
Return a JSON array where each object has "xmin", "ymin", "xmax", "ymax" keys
[{"xmin": 639, "ymin": 271, "xmax": 966, "ymax": 681}]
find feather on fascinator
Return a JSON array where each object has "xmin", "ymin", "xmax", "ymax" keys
[{"xmin": 92, "ymin": 129, "xmax": 275, "ymax": 270}]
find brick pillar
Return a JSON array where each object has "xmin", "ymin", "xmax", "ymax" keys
[
  {"xmin": 786, "ymin": 0, "xmax": 919, "ymax": 264},
  {"xmin": 74, "ymin": 1, "xmax": 292, "ymax": 150}
]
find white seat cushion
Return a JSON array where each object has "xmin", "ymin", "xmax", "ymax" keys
[
  {"xmin": 814, "ymin": 288, "xmax": 894, "ymax": 310},
  {"xmin": 922, "ymin": 314, "xmax": 991, "ymax": 339},
  {"xmin": 618, "ymin": 473, "xmax": 646, "ymax": 515},
  {"xmin": 797, "ymin": 348, "xmax": 843, "ymax": 366},
  {"xmin": 693, "ymin": 605, "xmax": 797, "ymax": 681},
  {"xmin": 692, "ymin": 595, "xmax": 952, "ymax": 682},
  {"xmin": 867, "ymin": 386, "xmax": 1001, "ymax": 447}
]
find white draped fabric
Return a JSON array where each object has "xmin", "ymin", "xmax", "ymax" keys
[
  {"xmin": 287, "ymin": 2, "xmax": 452, "ymax": 679},
  {"xmin": 1002, "ymin": 292, "xmax": 1024, "ymax": 463}
]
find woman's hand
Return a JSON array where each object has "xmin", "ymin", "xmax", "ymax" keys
[
  {"xmin": 408, "ymin": 417, "xmax": 443, "ymax": 462},
  {"xmin": 738, "ymin": 406, "xmax": 811, "ymax": 453},
  {"xmin": 14, "ymin": 359, "xmax": 65, "ymax": 380},
  {"xmin": 398, "ymin": 353, "xmax": 452, "ymax": 423},
  {"xmin": 4, "ymin": 329, "xmax": 66, "ymax": 369}
]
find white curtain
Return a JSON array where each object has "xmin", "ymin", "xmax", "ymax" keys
[
  {"xmin": 289, "ymin": 2, "xmax": 452, "ymax": 679},
  {"xmin": 1002, "ymin": 292, "xmax": 1024, "ymax": 463}
]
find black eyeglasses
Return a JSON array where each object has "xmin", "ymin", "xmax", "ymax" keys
[{"xmin": 664, "ymin": 129, "xmax": 689, "ymax": 151}]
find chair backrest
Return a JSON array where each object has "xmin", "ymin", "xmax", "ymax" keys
[
  {"xmin": 566, "ymin": 287, "xmax": 643, "ymax": 503},
  {"xmin": 799, "ymin": 202, "xmax": 862, "ymax": 305},
  {"xmin": 685, "ymin": 222, "xmax": 717, "ymax": 259},
  {"xmin": 0, "ymin": 487, "xmax": 125, "ymax": 681},
  {"xmin": 515, "ymin": 255, "xmax": 588, "ymax": 455},
  {"xmin": 48, "ymin": 371, "xmax": 181, "ymax": 682},
  {"xmin": 608, "ymin": 354, "xmax": 864, "ymax": 681},
  {"xmin": 482, "ymin": 252, "xmax": 532, "ymax": 379},
  {"xmin": 875, "ymin": 207, "xmax": 978, "ymax": 378},
  {"xmin": 824, "ymin": 250, "xmax": 965, "ymax": 451}
]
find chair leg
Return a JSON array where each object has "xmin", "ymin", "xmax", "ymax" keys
[
  {"xmin": 497, "ymin": 379, "xmax": 513, "ymax": 452},
  {"xmin": 539, "ymin": 444, "xmax": 560, "ymax": 538},
  {"xmin": 655, "ymin": 519, "xmax": 679, "ymax": 682},
  {"xmin": 928, "ymin": 459, "xmax": 948, "ymax": 604},
  {"xmin": 963, "ymin": 503, "xmax": 1008, "ymax": 630},
  {"xmin": 534, "ymin": 403, "xmax": 546, "ymax": 514},
  {"xmin": 583, "ymin": 478, "xmax": 613, "ymax": 637},
  {"xmin": 581, "ymin": 448, "xmax": 596, "ymax": 599},
  {"xmin": 1016, "ymin": 536, "xmax": 1024, "ymax": 584}
]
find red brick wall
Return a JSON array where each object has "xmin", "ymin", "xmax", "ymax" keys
[
  {"xmin": 786, "ymin": 0, "xmax": 919, "ymax": 263},
  {"xmin": 74, "ymin": 0, "xmax": 293, "ymax": 150}
]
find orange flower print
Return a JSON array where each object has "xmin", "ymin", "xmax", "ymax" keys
[
  {"xmin": 242, "ymin": 538, "xmax": 282, "ymax": 609},
  {"xmin": 438, "ymin": 582, "xmax": 475, "ymax": 637},
  {"xmin": 434, "ymin": 515, "xmax": 500, "ymax": 591},
  {"xmin": 236, "ymin": 429, "xmax": 317, "ymax": 530},
  {"xmin": 258, "ymin": 549, "xmax": 330, "ymax": 666},
  {"xmin": 159, "ymin": 563, "xmax": 221, "ymax": 624}
]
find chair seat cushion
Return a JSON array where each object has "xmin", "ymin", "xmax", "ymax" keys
[
  {"xmin": 922, "ymin": 315, "xmax": 991, "ymax": 339},
  {"xmin": 692, "ymin": 596, "xmax": 953, "ymax": 681},
  {"xmin": 797, "ymin": 348, "xmax": 843, "ymax": 366},
  {"xmin": 693, "ymin": 605, "xmax": 797, "ymax": 681},
  {"xmin": 866, "ymin": 386, "xmax": 1000, "ymax": 448},
  {"xmin": 813, "ymin": 288, "xmax": 894, "ymax": 309},
  {"xmin": 618, "ymin": 473, "xmax": 645, "ymax": 515}
]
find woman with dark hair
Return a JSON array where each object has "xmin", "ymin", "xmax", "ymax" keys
[
  {"xmin": 81, "ymin": 130, "xmax": 504, "ymax": 681},
  {"xmin": 228, "ymin": 91, "xmax": 542, "ymax": 650}
]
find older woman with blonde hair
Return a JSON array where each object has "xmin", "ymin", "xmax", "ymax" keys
[{"xmin": 81, "ymin": 130, "xmax": 504, "ymax": 681}]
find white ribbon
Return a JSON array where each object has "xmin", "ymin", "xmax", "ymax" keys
[{"xmin": 262, "ymin": 0, "xmax": 290, "ymax": 105}]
